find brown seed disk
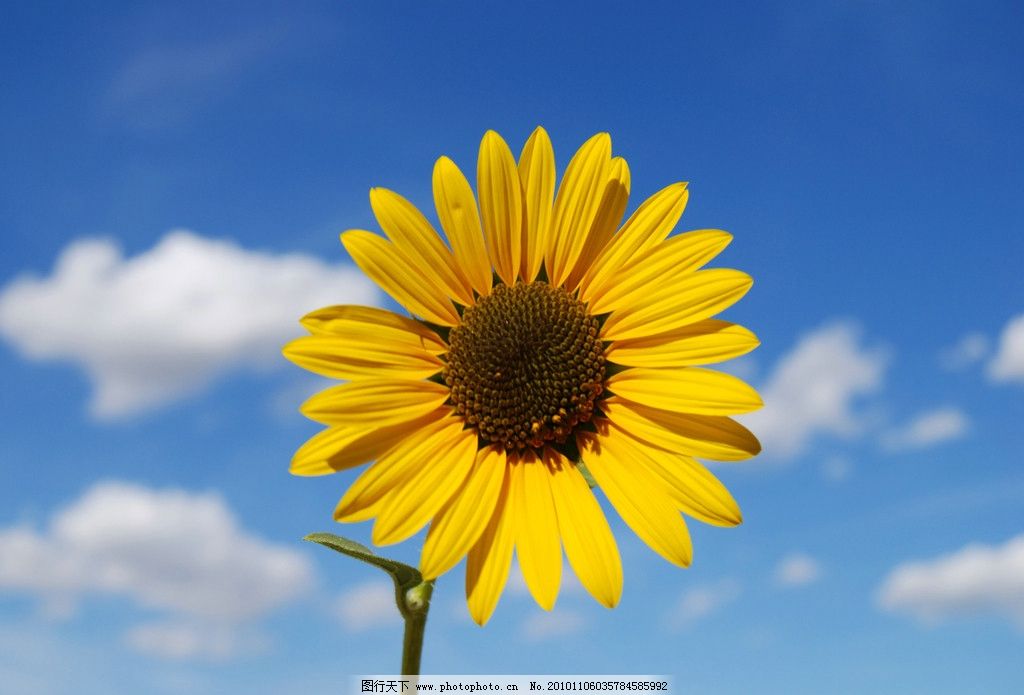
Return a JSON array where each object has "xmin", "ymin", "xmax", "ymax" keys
[{"xmin": 444, "ymin": 281, "xmax": 605, "ymax": 450}]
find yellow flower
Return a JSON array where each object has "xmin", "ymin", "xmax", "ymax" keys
[{"xmin": 284, "ymin": 128, "xmax": 762, "ymax": 625}]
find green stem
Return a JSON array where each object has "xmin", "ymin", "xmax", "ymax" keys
[
  {"xmin": 301, "ymin": 534, "xmax": 435, "ymax": 675},
  {"xmin": 400, "ymin": 580, "xmax": 435, "ymax": 675}
]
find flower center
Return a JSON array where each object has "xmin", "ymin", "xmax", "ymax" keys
[{"xmin": 444, "ymin": 281, "xmax": 606, "ymax": 450}]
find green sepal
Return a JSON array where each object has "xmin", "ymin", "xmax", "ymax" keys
[
  {"xmin": 575, "ymin": 461, "xmax": 599, "ymax": 489},
  {"xmin": 304, "ymin": 532, "xmax": 432, "ymax": 619}
]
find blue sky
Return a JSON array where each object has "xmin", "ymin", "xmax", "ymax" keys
[{"xmin": 1, "ymin": 1, "xmax": 1023, "ymax": 692}]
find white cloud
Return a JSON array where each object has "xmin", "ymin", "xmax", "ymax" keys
[
  {"xmin": 669, "ymin": 578, "xmax": 741, "ymax": 630},
  {"xmin": 0, "ymin": 231, "xmax": 379, "ymax": 418},
  {"xmin": 939, "ymin": 332, "xmax": 989, "ymax": 370},
  {"xmin": 987, "ymin": 314, "xmax": 1024, "ymax": 384},
  {"xmin": 0, "ymin": 481, "xmax": 314, "ymax": 625},
  {"xmin": 877, "ymin": 534, "xmax": 1024, "ymax": 628},
  {"xmin": 881, "ymin": 407, "xmax": 969, "ymax": 451},
  {"xmin": 773, "ymin": 553, "xmax": 822, "ymax": 587},
  {"xmin": 334, "ymin": 581, "xmax": 401, "ymax": 632},
  {"xmin": 739, "ymin": 322, "xmax": 888, "ymax": 459},
  {"xmin": 520, "ymin": 610, "xmax": 587, "ymax": 642},
  {"xmin": 123, "ymin": 621, "xmax": 269, "ymax": 662}
]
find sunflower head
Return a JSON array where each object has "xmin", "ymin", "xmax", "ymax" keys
[
  {"xmin": 445, "ymin": 280, "xmax": 605, "ymax": 451},
  {"xmin": 284, "ymin": 127, "xmax": 762, "ymax": 625}
]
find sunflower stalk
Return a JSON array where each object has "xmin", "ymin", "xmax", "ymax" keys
[{"xmin": 304, "ymin": 533, "xmax": 434, "ymax": 675}]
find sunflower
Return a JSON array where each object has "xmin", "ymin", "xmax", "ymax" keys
[{"xmin": 284, "ymin": 128, "xmax": 762, "ymax": 625}]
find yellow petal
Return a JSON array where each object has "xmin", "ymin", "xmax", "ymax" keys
[
  {"xmin": 287, "ymin": 305, "xmax": 447, "ymax": 380},
  {"xmin": 588, "ymin": 230, "xmax": 733, "ymax": 314},
  {"xmin": 512, "ymin": 450, "xmax": 562, "ymax": 610},
  {"xmin": 578, "ymin": 425, "xmax": 692, "ymax": 567},
  {"xmin": 606, "ymin": 423, "xmax": 742, "ymax": 527},
  {"xmin": 284, "ymin": 335, "xmax": 443, "ymax": 381},
  {"xmin": 545, "ymin": 448, "xmax": 622, "ymax": 608},
  {"xmin": 547, "ymin": 133, "xmax": 611, "ymax": 287},
  {"xmin": 578, "ymin": 182, "xmax": 688, "ymax": 303},
  {"xmin": 652, "ymin": 456, "xmax": 742, "ymax": 527},
  {"xmin": 334, "ymin": 413, "xmax": 460, "ymax": 523},
  {"xmin": 372, "ymin": 419, "xmax": 478, "ymax": 545},
  {"xmin": 564, "ymin": 156, "xmax": 631, "ymax": 292},
  {"xmin": 290, "ymin": 426, "xmax": 386, "ymax": 477},
  {"xmin": 518, "ymin": 127, "xmax": 555, "ymax": 283},
  {"xmin": 604, "ymin": 320, "xmax": 759, "ymax": 368},
  {"xmin": 608, "ymin": 367, "xmax": 762, "ymax": 416},
  {"xmin": 477, "ymin": 130, "xmax": 523, "ymax": 285},
  {"xmin": 370, "ymin": 188, "xmax": 474, "ymax": 305},
  {"xmin": 600, "ymin": 396, "xmax": 761, "ymax": 461},
  {"xmin": 299, "ymin": 379, "xmax": 450, "ymax": 426},
  {"xmin": 466, "ymin": 465, "xmax": 515, "ymax": 626},
  {"xmin": 599, "ymin": 268, "xmax": 753, "ymax": 341},
  {"xmin": 298, "ymin": 305, "xmax": 447, "ymax": 354},
  {"xmin": 433, "ymin": 156, "xmax": 493, "ymax": 296},
  {"xmin": 421, "ymin": 446, "xmax": 507, "ymax": 580},
  {"xmin": 290, "ymin": 408, "xmax": 450, "ymax": 476},
  {"xmin": 341, "ymin": 230, "xmax": 460, "ymax": 326}
]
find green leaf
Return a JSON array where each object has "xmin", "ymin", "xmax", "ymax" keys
[
  {"xmin": 303, "ymin": 532, "xmax": 427, "ymax": 618},
  {"xmin": 304, "ymin": 532, "xmax": 377, "ymax": 559}
]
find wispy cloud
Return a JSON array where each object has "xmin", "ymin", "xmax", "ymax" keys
[
  {"xmin": 881, "ymin": 407, "xmax": 969, "ymax": 452},
  {"xmin": 773, "ymin": 553, "xmax": 822, "ymax": 588},
  {"xmin": 334, "ymin": 581, "xmax": 402, "ymax": 633},
  {"xmin": 0, "ymin": 231, "xmax": 379, "ymax": 419},
  {"xmin": 123, "ymin": 621, "xmax": 269, "ymax": 662},
  {"xmin": 739, "ymin": 322, "xmax": 888, "ymax": 460},
  {"xmin": 939, "ymin": 332, "xmax": 989, "ymax": 371},
  {"xmin": 111, "ymin": 34, "xmax": 264, "ymax": 99},
  {"xmin": 520, "ymin": 610, "xmax": 587, "ymax": 642},
  {"xmin": 506, "ymin": 562, "xmax": 583, "ymax": 598},
  {"xmin": 669, "ymin": 578, "xmax": 741, "ymax": 630},
  {"xmin": 877, "ymin": 534, "xmax": 1024, "ymax": 629},
  {"xmin": 869, "ymin": 478, "xmax": 1024, "ymax": 526},
  {"xmin": 821, "ymin": 455, "xmax": 852, "ymax": 483},
  {"xmin": 102, "ymin": 31, "xmax": 283, "ymax": 129},
  {"xmin": 987, "ymin": 313, "xmax": 1024, "ymax": 385}
]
